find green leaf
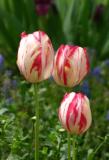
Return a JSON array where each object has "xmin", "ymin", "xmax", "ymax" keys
[
  {"xmin": 0, "ymin": 108, "xmax": 8, "ymax": 115},
  {"xmin": 63, "ymin": 0, "xmax": 76, "ymax": 41},
  {"xmin": 87, "ymin": 149, "xmax": 94, "ymax": 160},
  {"xmin": 7, "ymin": 154, "xmax": 21, "ymax": 160}
]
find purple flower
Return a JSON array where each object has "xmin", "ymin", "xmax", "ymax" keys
[
  {"xmin": 11, "ymin": 79, "xmax": 17, "ymax": 89},
  {"xmin": 5, "ymin": 69, "xmax": 12, "ymax": 77},
  {"xmin": 81, "ymin": 81, "xmax": 91, "ymax": 98},
  {"xmin": 1, "ymin": 79, "xmax": 11, "ymax": 96},
  {"xmin": 91, "ymin": 66, "xmax": 101, "ymax": 77},
  {"xmin": 93, "ymin": 4, "xmax": 105, "ymax": 23},
  {"xmin": 104, "ymin": 59, "xmax": 109, "ymax": 66},
  {"xmin": 6, "ymin": 97, "xmax": 13, "ymax": 105},
  {"xmin": 106, "ymin": 111, "xmax": 109, "ymax": 121},
  {"xmin": 0, "ymin": 54, "xmax": 4, "ymax": 70},
  {"xmin": 34, "ymin": 0, "xmax": 52, "ymax": 15}
]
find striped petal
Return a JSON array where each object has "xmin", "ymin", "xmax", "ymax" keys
[
  {"xmin": 17, "ymin": 31, "xmax": 54, "ymax": 83},
  {"xmin": 52, "ymin": 45, "xmax": 90, "ymax": 87},
  {"xmin": 58, "ymin": 92, "xmax": 92, "ymax": 134}
]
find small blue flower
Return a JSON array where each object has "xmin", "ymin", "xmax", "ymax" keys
[
  {"xmin": 6, "ymin": 97, "xmax": 13, "ymax": 105},
  {"xmin": 106, "ymin": 111, "xmax": 109, "ymax": 121},
  {"xmin": 104, "ymin": 59, "xmax": 109, "ymax": 66},
  {"xmin": 1, "ymin": 79, "xmax": 11, "ymax": 97},
  {"xmin": 5, "ymin": 70, "xmax": 12, "ymax": 77},
  {"xmin": 91, "ymin": 66, "xmax": 101, "ymax": 77},
  {"xmin": 0, "ymin": 54, "xmax": 4, "ymax": 70},
  {"xmin": 11, "ymin": 79, "xmax": 17, "ymax": 89},
  {"xmin": 80, "ymin": 81, "xmax": 91, "ymax": 98}
]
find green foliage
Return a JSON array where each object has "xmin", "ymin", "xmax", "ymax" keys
[
  {"xmin": 0, "ymin": 0, "xmax": 109, "ymax": 159},
  {"xmin": 0, "ymin": 0, "xmax": 109, "ymax": 63},
  {"xmin": 0, "ymin": 61, "xmax": 109, "ymax": 159}
]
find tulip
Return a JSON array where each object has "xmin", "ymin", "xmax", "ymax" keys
[
  {"xmin": 93, "ymin": 4, "xmax": 105, "ymax": 24},
  {"xmin": 58, "ymin": 92, "xmax": 92, "ymax": 134},
  {"xmin": 34, "ymin": 0, "xmax": 52, "ymax": 16},
  {"xmin": 52, "ymin": 45, "xmax": 90, "ymax": 87},
  {"xmin": 17, "ymin": 31, "xmax": 54, "ymax": 83}
]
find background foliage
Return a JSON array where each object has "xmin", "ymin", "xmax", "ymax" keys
[{"xmin": 0, "ymin": 0, "xmax": 109, "ymax": 159}]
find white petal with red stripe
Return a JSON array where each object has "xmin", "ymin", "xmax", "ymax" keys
[
  {"xmin": 52, "ymin": 45, "xmax": 90, "ymax": 87},
  {"xmin": 17, "ymin": 31, "xmax": 54, "ymax": 83},
  {"xmin": 58, "ymin": 92, "xmax": 92, "ymax": 134}
]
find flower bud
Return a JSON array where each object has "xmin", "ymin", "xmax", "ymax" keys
[
  {"xmin": 34, "ymin": 0, "xmax": 52, "ymax": 16},
  {"xmin": 58, "ymin": 92, "xmax": 92, "ymax": 134},
  {"xmin": 17, "ymin": 31, "xmax": 54, "ymax": 83},
  {"xmin": 93, "ymin": 4, "xmax": 105, "ymax": 24},
  {"xmin": 52, "ymin": 45, "xmax": 90, "ymax": 87}
]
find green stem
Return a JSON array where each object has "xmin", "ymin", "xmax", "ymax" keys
[
  {"xmin": 68, "ymin": 133, "xmax": 71, "ymax": 160},
  {"xmin": 94, "ymin": 140, "xmax": 105, "ymax": 155},
  {"xmin": 34, "ymin": 84, "xmax": 39, "ymax": 160},
  {"xmin": 72, "ymin": 136, "xmax": 76, "ymax": 160},
  {"xmin": 87, "ymin": 139, "xmax": 105, "ymax": 160}
]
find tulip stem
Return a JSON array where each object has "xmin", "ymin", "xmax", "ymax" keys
[
  {"xmin": 68, "ymin": 133, "xmax": 71, "ymax": 160},
  {"xmin": 72, "ymin": 135, "xmax": 77, "ymax": 160},
  {"xmin": 34, "ymin": 84, "xmax": 39, "ymax": 160}
]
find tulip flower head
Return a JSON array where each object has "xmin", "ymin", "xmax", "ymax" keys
[
  {"xmin": 34, "ymin": 0, "xmax": 52, "ymax": 16},
  {"xmin": 58, "ymin": 92, "xmax": 92, "ymax": 134},
  {"xmin": 52, "ymin": 45, "xmax": 90, "ymax": 87},
  {"xmin": 17, "ymin": 31, "xmax": 54, "ymax": 83},
  {"xmin": 93, "ymin": 4, "xmax": 105, "ymax": 24}
]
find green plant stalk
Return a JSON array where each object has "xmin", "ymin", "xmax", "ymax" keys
[
  {"xmin": 87, "ymin": 139, "xmax": 105, "ymax": 160},
  {"xmin": 72, "ymin": 135, "xmax": 76, "ymax": 160},
  {"xmin": 68, "ymin": 133, "xmax": 71, "ymax": 160},
  {"xmin": 94, "ymin": 140, "xmax": 105, "ymax": 155},
  {"xmin": 34, "ymin": 84, "xmax": 39, "ymax": 160}
]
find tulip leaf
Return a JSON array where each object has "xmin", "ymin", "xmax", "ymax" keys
[{"xmin": 7, "ymin": 154, "xmax": 20, "ymax": 160}]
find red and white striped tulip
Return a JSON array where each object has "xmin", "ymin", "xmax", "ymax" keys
[
  {"xmin": 52, "ymin": 45, "xmax": 90, "ymax": 87},
  {"xmin": 58, "ymin": 92, "xmax": 92, "ymax": 134},
  {"xmin": 17, "ymin": 31, "xmax": 54, "ymax": 83}
]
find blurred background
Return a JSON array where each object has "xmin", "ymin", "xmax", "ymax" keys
[
  {"xmin": 0, "ymin": 0, "xmax": 109, "ymax": 65},
  {"xmin": 0, "ymin": 0, "xmax": 109, "ymax": 160}
]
